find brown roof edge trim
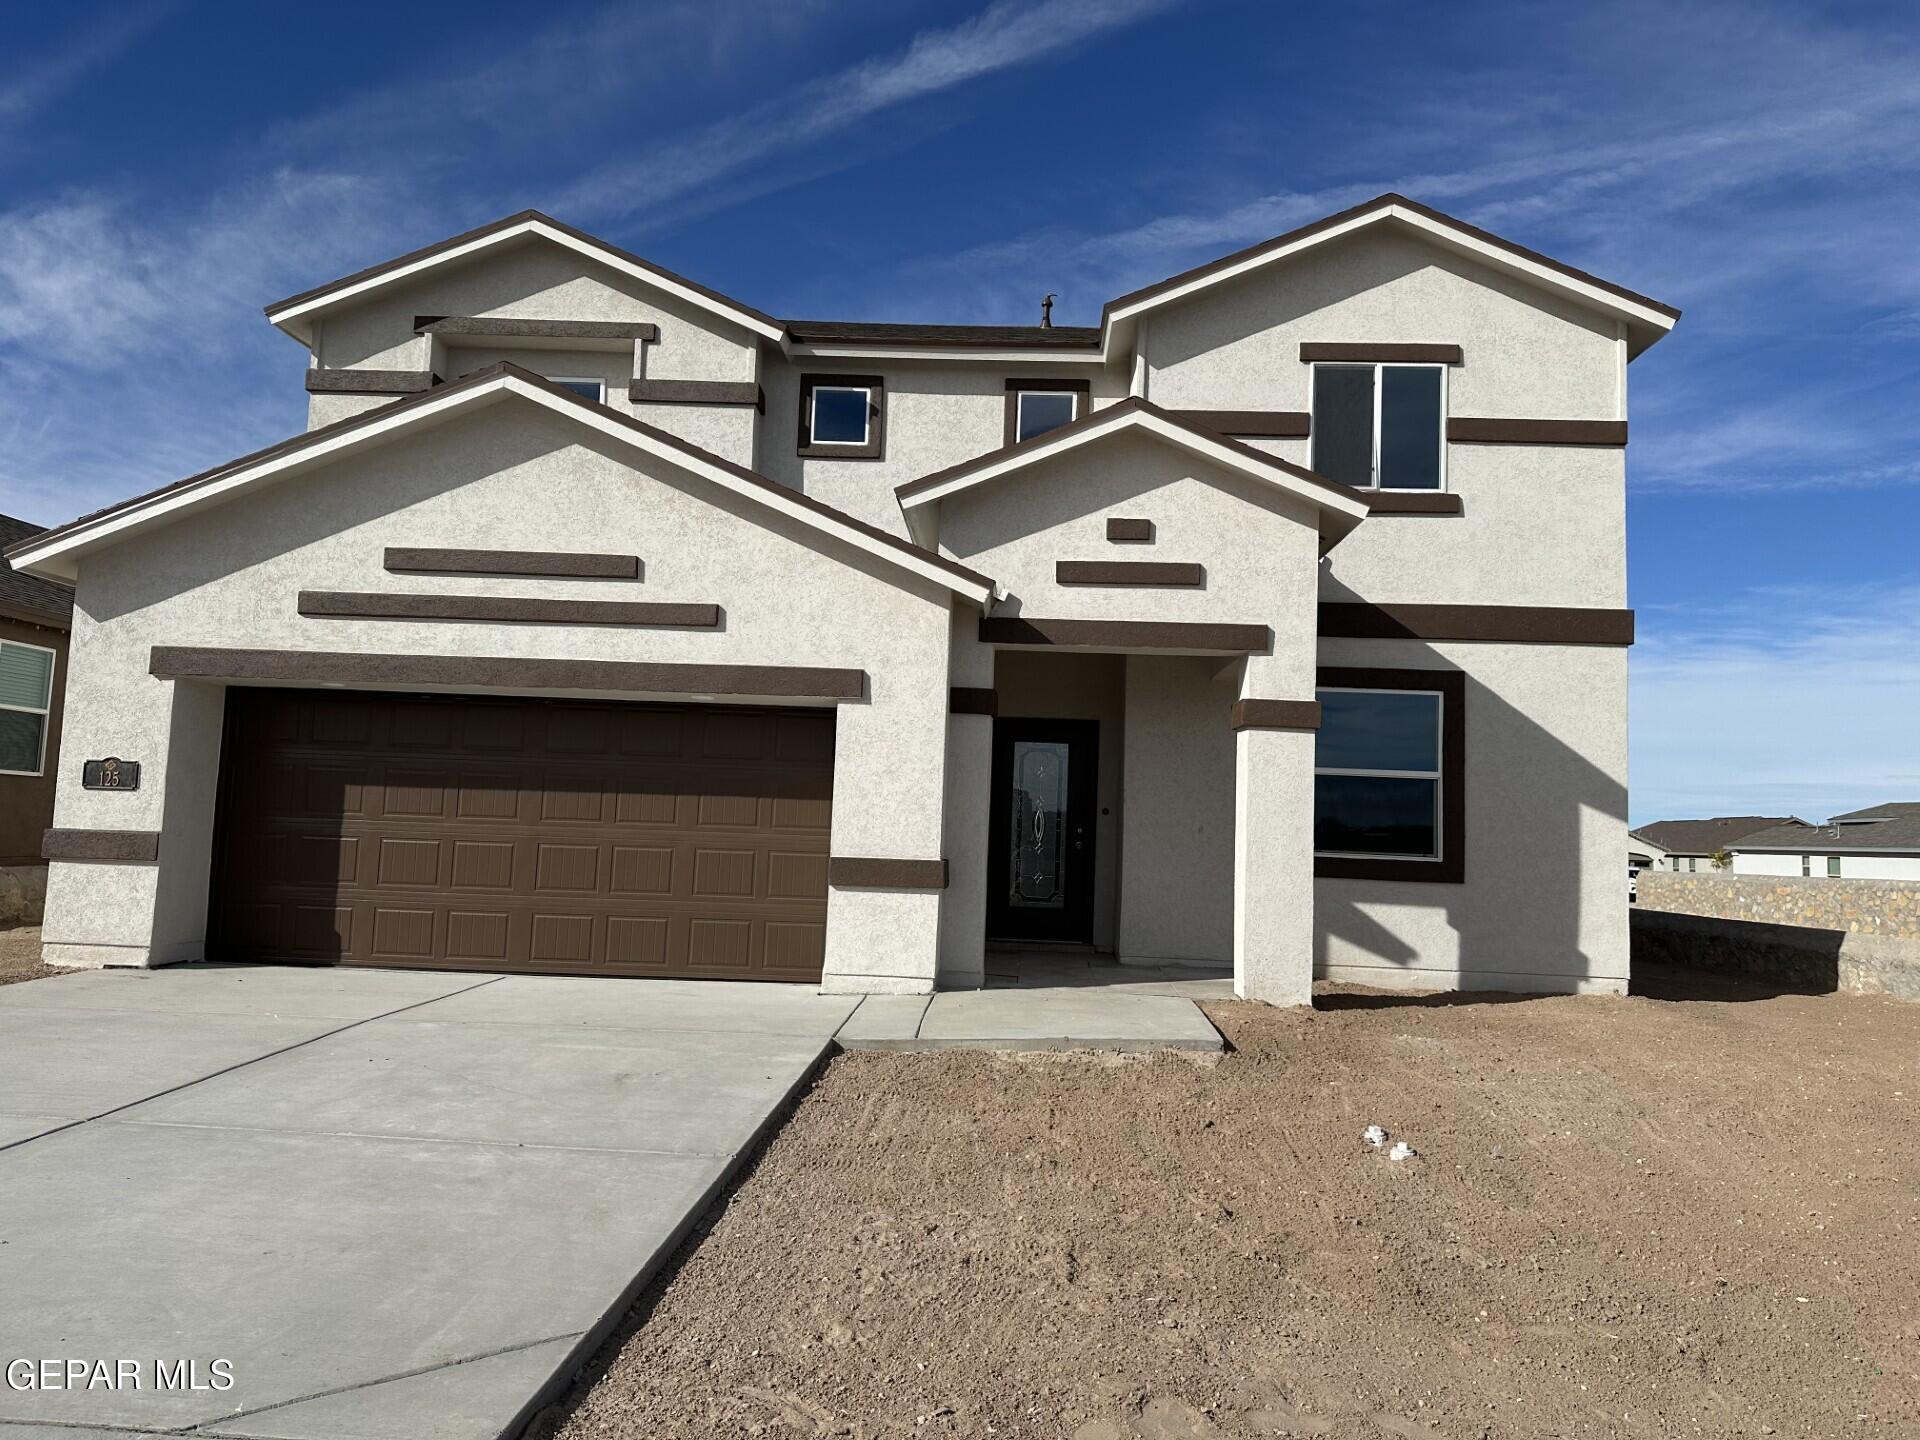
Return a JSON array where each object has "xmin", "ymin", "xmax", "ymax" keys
[
  {"xmin": 628, "ymin": 379, "xmax": 763, "ymax": 410},
  {"xmin": 1313, "ymin": 665, "xmax": 1466, "ymax": 885},
  {"xmin": 1169, "ymin": 409, "xmax": 1311, "ymax": 437},
  {"xmin": 1365, "ymin": 492, "xmax": 1463, "ymax": 516},
  {"xmin": 1318, "ymin": 602, "xmax": 1635, "ymax": 646},
  {"xmin": 1447, "ymin": 418, "xmax": 1628, "ymax": 446},
  {"xmin": 1105, "ymin": 517, "xmax": 1154, "ymax": 543},
  {"xmin": 296, "ymin": 592, "xmax": 719, "ymax": 629},
  {"xmin": 980, "ymin": 617, "xmax": 1270, "ymax": 653},
  {"xmin": 1103, "ymin": 192, "xmax": 1680, "ymax": 324},
  {"xmin": 1300, "ymin": 343, "xmax": 1463, "ymax": 365},
  {"xmin": 44, "ymin": 829, "xmax": 160, "ymax": 864},
  {"xmin": 828, "ymin": 857, "xmax": 949, "ymax": 890},
  {"xmin": 416, "ymin": 316, "xmax": 659, "ymax": 342},
  {"xmin": 303, "ymin": 369, "xmax": 435, "ymax": 395},
  {"xmin": 1055, "ymin": 561, "xmax": 1204, "ymax": 588},
  {"xmin": 384, "ymin": 548, "xmax": 638, "ymax": 579},
  {"xmin": 149, "ymin": 646, "xmax": 867, "ymax": 700},
  {"xmin": 1230, "ymin": 699, "xmax": 1322, "ymax": 731},
  {"xmin": 949, "ymin": 687, "xmax": 998, "ymax": 717},
  {"xmin": 0, "ymin": 601, "xmax": 72, "ymax": 630}
]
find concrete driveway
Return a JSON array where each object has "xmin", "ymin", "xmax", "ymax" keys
[{"xmin": 0, "ymin": 965, "xmax": 857, "ymax": 1440}]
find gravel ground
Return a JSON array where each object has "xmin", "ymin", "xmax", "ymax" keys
[
  {"xmin": 0, "ymin": 925, "xmax": 54, "ymax": 986},
  {"xmin": 532, "ymin": 965, "xmax": 1920, "ymax": 1440}
]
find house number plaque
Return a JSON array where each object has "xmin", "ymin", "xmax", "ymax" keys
[{"xmin": 82, "ymin": 757, "xmax": 141, "ymax": 791}]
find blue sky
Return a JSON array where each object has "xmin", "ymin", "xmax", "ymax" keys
[{"xmin": 2, "ymin": 0, "xmax": 1916, "ymax": 826}]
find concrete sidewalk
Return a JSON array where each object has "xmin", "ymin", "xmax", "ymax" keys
[{"xmin": 0, "ymin": 967, "xmax": 857, "ymax": 1440}]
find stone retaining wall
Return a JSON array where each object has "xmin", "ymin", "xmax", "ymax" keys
[
  {"xmin": 1631, "ymin": 906, "xmax": 1920, "ymax": 1001},
  {"xmin": 1637, "ymin": 870, "xmax": 1920, "ymax": 940}
]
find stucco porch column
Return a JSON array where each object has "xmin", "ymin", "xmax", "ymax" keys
[
  {"xmin": 1231, "ymin": 659, "xmax": 1320, "ymax": 1006},
  {"xmin": 936, "ymin": 608, "xmax": 994, "ymax": 988}
]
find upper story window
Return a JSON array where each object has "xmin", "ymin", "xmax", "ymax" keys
[
  {"xmin": 1005, "ymin": 379, "xmax": 1089, "ymax": 445},
  {"xmin": 797, "ymin": 374, "xmax": 885, "ymax": 459},
  {"xmin": 0, "ymin": 638, "xmax": 56, "ymax": 777},
  {"xmin": 1311, "ymin": 363, "xmax": 1445, "ymax": 491},
  {"xmin": 551, "ymin": 377, "xmax": 606, "ymax": 403}
]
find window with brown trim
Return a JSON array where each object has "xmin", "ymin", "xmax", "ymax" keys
[
  {"xmin": 1004, "ymin": 378, "xmax": 1090, "ymax": 446},
  {"xmin": 798, "ymin": 373, "xmax": 885, "ymax": 459},
  {"xmin": 1313, "ymin": 666, "xmax": 1464, "ymax": 883}
]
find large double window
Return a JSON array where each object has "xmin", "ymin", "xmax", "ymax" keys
[
  {"xmin": 1313, "ymin": 667, "xmax": 1464, "ymax": 883},
  {"xmin": 0, "ymin": 638, "xmax": 56, "ymax": 776},
  {"xmin": 1311, "ymin": 363, "xmax": 1446, "ymax": 490}
]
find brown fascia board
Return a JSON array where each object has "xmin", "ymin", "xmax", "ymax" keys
[
  {"xmin": 43, "ymin": 829, "xmax": 160, "ymax": 864},
  {"xmin": 1054, "ymin": 561, "xmax": 1204, "ymax": 587},
  {"xmin": 415, "ymin": 316, "xmax": 659, "ymax": 342},
  {"xmin": 1101, "ymin": 192, "xmax": 1681, "ymax": 326},
  {"xmin": 980, "ymin": 617, "xmax": 1270, "ymax": 652},
  {"xmin": 297, "ymin": 591, "xmax": 720, "ymax": 628},
  {"xmin": 1365, "ymin": 492, "xmax": 1463, "ymax": 516},
  {"xmin": 949, "ymin": 686, "xmax": 997, "ymax": 716},
  {"xmin": 19, "ymin": 363, "xmax": 993, "ymax": 600},
  {"xmin": 384, "ymin": 548, "xmax": 639, "ymax": 579},
  {"xmin": 303, "ymin": 369, "xmax": 436, "ymax": 395},
  {"xmin": 786, "ymin": 321, "xmax": 1101, "ymax": 349},
  {"xmin": 1299, "ymin": 343, "xmax": 1463, "ymax": 365},
  {"xmin": 827, "ymin": 857, "xmax": 949, "ymax": 889},
  {"xmin": 1229, "ymin": 699, "xmax": 1322, "ymax": 731},
  {"xmin": 1318, "ymin": 602, "xmax": 1635, "ymax": 646},
  {"xmin": 1447, "ymin": 418, "xmax": 1629, "ymax": 446},
  {"xmin": 628, "ymin": 379, "xmax": 763, "ymax": 409},
  {"xmin": 1168, "ymin": 409, "xmax": 1311, "ymax": 438},
  {"xmin": 0, "ymin": 600, "xmax": 72, "ymax": 630}
]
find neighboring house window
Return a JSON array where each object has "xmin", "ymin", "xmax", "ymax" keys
[
  {"xmin": 1687, "ymin": 857, "xmax": 1697, "ymax": 872},
  {"xmin": 1313, "ymin": 666, "xmax": 1464, "ymax": 884},
  {"xmin": 551, "ymin": 377, "xmax": 606, "ymax": 403},
  {"xmin": 0, "ymin": 639, "xmax": 56, "ymax": 777},
  {"xmin": 1801, "ymin": 855, "xmax": 1811, "ymax": 876},
  {"xmin": 1004, "ymin": 379, "xmax": 1089, "ymax": 445},
  {"xmin": 798, "ymin": 374, "xmax": 885, "ymax": 459},
  {"xmin": 1310, "ymin": 363, "xmax": 1446, "ymax": 491},
  {"xmin": 1827, "ymin": 856, "xmax": 1842, "ymax": 877}
]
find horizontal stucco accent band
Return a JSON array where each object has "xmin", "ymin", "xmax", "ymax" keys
[
  {"xmin": 384, "ymin": 548, "xmax": 640, "ymax": 579},
  {"xmin": 1447, "ymin": 418, "xmax": 1629, "ymax": 446},
  {"xmin": 1105, "ymin": 518, "xmax": 1154, "ymax": 543},
  {"xmin": 415, "ymin": 316, "xmax": 660, "ymax": 342},
  {"xmin": 979, "ymin": 617, "xmax": 1270, "ymax": 652},
  {"xmin": 296, "ymin": 592, "xmax": 719, "ymax": 628},
  {"xmin": 828, "ymin": 857, "xmax": 949, "ymax": 890},
  {"xmin": 148, "ymin": 646, "xmax": 867, "ymax": 700},
  {"xmin": 1299, "ymin": 343, "xmax": 1463, "ymax": 365},
  {"xmin": 43, "ymin": 829, "xmax": 160, "ymax": 864},
  {"xmin": 1229, "ymin": 699, "xmax": 1322, "ymax": 731},
  {"xmin": 303, "ymin": 369, "xmax": 435, "ymax": 395},
  {"xmin": 1365, "ymin": 492, "xmax": 1463, "ymax": 516},
  {"xmin": 1317, "ymin": 602, "xmax": 1635, "ymax": 646},
  {"xmin": 1168, "ymin": 409, "xmax": 1311, "ymax": 437},
  {"xmin": 949, "ymin": 687, "xmax": 998, "ymax": 716},
  {"xmin": 627, "ymin": 379, "xmax": 765, "ymax": 409},
  {"xmin": 1055, "ymin": 561, "xmax": 1204, "ymax": 587}
]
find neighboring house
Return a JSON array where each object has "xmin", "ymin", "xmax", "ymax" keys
[
  {"xmin": 1731, "ymin": 804, "xmax": 1920, "ymax": 880},
  {"xmin": 7, "ymin": 193, "xmax": 1677, "ymax": 1001},
  {"xmin": 0, "ymin": 514, "xmax": 73, "ymax": 920},
  {"xmin": 1627, "ymin": 828, "xmax": 1669, "ymax": 872},
  {"xmin": 1631, "ymin": 816, "xmax": 1801, "ymax": 874}
]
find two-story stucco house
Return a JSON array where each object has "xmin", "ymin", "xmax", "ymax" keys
[{"xmin": 8, "ymin": 193, "xmax": 1677, "ymax": 1002}]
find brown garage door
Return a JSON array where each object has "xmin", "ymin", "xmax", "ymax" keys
[{"xmin": 209, "ymin": 688, "xmax": 833, "ymax": 981}]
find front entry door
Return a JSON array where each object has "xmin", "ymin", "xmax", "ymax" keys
[{"xmin": 987, "ymin": 719, "xmax": 1098, "ymax": 943}]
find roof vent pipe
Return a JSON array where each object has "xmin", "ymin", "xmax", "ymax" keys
[{"xmin": 1040, "ymin": 293, "xmax": 1055, "ymax": 328}]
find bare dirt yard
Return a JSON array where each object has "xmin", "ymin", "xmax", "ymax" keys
[
  {"xmin": 0, "ymin": 925, "xmax": 53, "ymax": 986},
  {"xmin": 534, "ymin": 965, "xmax": 1919, "ymax": 1440}
]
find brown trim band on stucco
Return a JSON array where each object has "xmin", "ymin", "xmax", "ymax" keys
[
  {"xmin": 1105, "ymin": 518, "xmax": 1154, "ymax": 544},
  {"xmin": 303, "ymin": 369, "xmax": 436, "ymax": 395},
  {"xmin": 949, "ymin": 687, "xmax": 998, "ymax": 717},
  {"xmin": 1055, "ymin": 561, "xmax": 1204, "ymax": 588},
  {"xmin": 149, "ymin": 646, "xmax": 867, "ymax": 700},
  {"xmin": 43, "ymin": 829, "xmax": 160, "ymax": 864},
  {"xmin": 384, "ymin": 548, "xmax": 639, "ymax": 579},
  {"xmin": 1318, "ymin": 602, "xmax": 1634, "ymax": 646},
  {"xmin": 1364, "ymin": 492, "xmax": 1464, "ymax": 516},
  {"xmin": 1168, "ymin": 409, "xmax": 1311, "ymax": 438},
  {"xmin": 1314, "ymin": 665, "xmax": 1466, "ymax": 885},
  {"xmin": 627, "ymin": 379, "xmax": 764, "ymax": 410},
  {"xmin": 828, "ymin": 857, "xmax": 949, "ymax": 890},
  {"xmin": 797, "ymin": 373, "xmax": 886, "ymax": 460},
  {"xmin": 980, "ymin": 617, "xmax": 1270, "ymax": 652},
  {"xmin": 1447, "ymin": 418, "xmax": 1629, "ymax": 446},
  {"xmin": 1002, "ymin": 378, "xmax": 1092, "ymax": 447},
  {"xmin": 415, "ymin": 316, "xmax": 659, "ymax": 342},
  {"xmin": 1299, "ymin": 343, "xmax": 1463, "ymax": 365},
  {"xmin": 1229, "ymin": 699, "xmax": 1322, "ymax": 731},
  {"xmin": 296, "ymin": 592, "xmax": 719, "ymax": 628}
]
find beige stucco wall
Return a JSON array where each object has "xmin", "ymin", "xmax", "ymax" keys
[
  {"xmin": 759, "ymin": 360, "xmax": 1126, "ymax": 537},
  {"xmin": 42, "ymin": 397, "xmax": 957, "ymax": 989},
  {"xmin": 1312, "ymin": 636, "xmax": 1630, "ymax": 994}
]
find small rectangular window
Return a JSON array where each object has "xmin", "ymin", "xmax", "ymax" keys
[
  {"xmin": 551, "ymin": 377, "xmax": 606, "ymax": 403},
  {"xmin": 798, "ymin": 374, "xmax": 885, "ymax": 458},
  {"xmin": 810, "ymin": 386, "xmax": 872, "ymax": 445},
  {"xmin": 1004, "ymin": 380, "xmax": 1088, "ymax": 445},
  {"xmin": 0, "ymin": 638, "xmax": 55, "ymax": 776},
  {"xmin": 1801, "ymin": 855, "xmax": 1811, "ymax": 876},
  {"xmin": 1313, "ymin": 688, "xmax": 1443, "ymax": 861},
  {"xmin": 1311, "ymin": 362, "xmax": 1446, "ymax": 491},
  {"xmin": 1826, "ymin": 856, "xmax": 1842, "ymax": 878}
]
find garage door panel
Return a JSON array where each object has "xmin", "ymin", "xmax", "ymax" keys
[{"xmin": 212, "ymin": 691, "xmax": 833, "ymax": 981}]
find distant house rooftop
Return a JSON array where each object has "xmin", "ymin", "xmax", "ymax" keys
[
  {"xmin": 0, "ymin": 514, "xmax": 74, "ymax": 629},
  {"xmin": 1632, "ymin": 815, "xmax": 1804, "ymax": 856},
  {"xmin": 1737, "ymin": 804, "xmax": 1920, "ymax": 854}
]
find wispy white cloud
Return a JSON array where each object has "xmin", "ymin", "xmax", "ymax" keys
[{"xmin": 0, "ymin": 3, "xmax": 174, "ymax": 132}]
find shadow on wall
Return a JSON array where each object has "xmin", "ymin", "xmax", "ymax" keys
[
  {"xmin": 1312, "ymin": 647, "xmax": 1627, "ymax": 993},
  {"xmin": 1628, "ymin": 908, "xmax": 1841, "ymax": 1001}
]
